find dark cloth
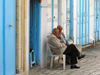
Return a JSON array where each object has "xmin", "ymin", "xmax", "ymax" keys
[{"xmin": 63, "ymin": 44, "xmax": 80, "ymax": 64}]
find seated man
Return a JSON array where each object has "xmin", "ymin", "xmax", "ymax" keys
[
  {"xmin": 48, "ymin": 28, "xmax": 84, "ymax": 69},
  {"xmin": 57, "ymin": 25, "xmax": 85, "ymax": 59},
  {"xmin": 57, "ymin": 25, "xmax": 69, "ymax": 46}
]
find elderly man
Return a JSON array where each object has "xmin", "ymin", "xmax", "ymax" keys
[
  {"xmin": 48, "ymin": 28, "xmax": 81, "ymax": 69},
  {"xmin": 57, "ymin": 25, "xmax": 85, "ymax": 58}
]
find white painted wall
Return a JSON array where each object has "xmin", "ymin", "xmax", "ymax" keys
[
  {"xmin": 73, "ymin": 0, "xmax": 77, "ymax": 44},
  {"xmin": 26, "ymin": 0, "xmax": 29, "ymax": 74},
  {"xmin": 58, "ymin": 0, "xmax": 62, "ymax": 25},
  {"xmin": 62, "ymin": 0, "xmax": 67, "ymax": 37},
  {"xmin": 41, "ymin": 0, "xmax": 48, "ymax": 68},
  {"xmin": 89, "ymin": 0, "xmax": 95, "ymax": 43},
  {"xmin": 40, "ymin": 0, "xmax": 66, "ymax": 68}
]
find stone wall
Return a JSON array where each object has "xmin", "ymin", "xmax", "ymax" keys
[{"xmin": 16, "ymin": 0, "xmax": 27, "ymax": 74}]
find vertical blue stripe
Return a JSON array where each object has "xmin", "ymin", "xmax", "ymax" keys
[
  {"xmin": 37, "ymin": 0, "xmax": 41, "ymax": 65},
  {"xmin": 52, "ymin": 0, "xmax": 54, "ymax": 29},
  {"xmin": 85, "ymin": 0, "xmax": 87, "ymax": 44},
  {"xmin": 36, "ymin": 0, "xmax": 41, "ymax": 65},
  {"xmin": 70, "ymin": 0, "xmax": 74, "ymax": 39},
  {"xmin": 3, "ymin": 0, "xmax": 5, "ymax": 75}
]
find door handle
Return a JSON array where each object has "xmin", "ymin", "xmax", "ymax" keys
[{"xmin": 9, "ymin": 24, "xmax": 13, "ymax": 27}]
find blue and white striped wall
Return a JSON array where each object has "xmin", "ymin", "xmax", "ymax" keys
[{"xmin": 73, "ymin": 0, "xmax": 96, "ymax": 45}]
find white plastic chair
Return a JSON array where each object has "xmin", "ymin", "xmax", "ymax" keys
[{"xmin": 48, "ymin": 44, "xmax": 66, "ymax": 70}]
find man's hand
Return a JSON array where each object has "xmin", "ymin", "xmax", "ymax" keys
[{"xmin": 59, "ymin": 34, "xmax": 62, "ymax": 39}]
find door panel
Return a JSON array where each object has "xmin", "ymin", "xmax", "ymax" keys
[
  {"xmin": 30, "ymin": 0, "xmax": 41, "ymax": 65},
  {"xmin": 94, "ymin": 0, "xmax": 100, "ymax": 41},
  {"xmin": 5, "ymin": 0, "xmax": 16, "ymax": 75},
  {"xmin": 30, "ymin": 0, "xmax": 36, "ymax": 65},
  {"xmin": 0, "ymin": 0, "xmax": 16, "ymax": 75},
  {"xmin": 66, "ymin": 0, "xmax": 73, "ymax": 40},
  {"xmin": 77, "ymin": 0, "xmax": 89, "ymax": 45},
  {"xmin": 0, "ymin": 0, "xmax": 4, "ymax": 75}
]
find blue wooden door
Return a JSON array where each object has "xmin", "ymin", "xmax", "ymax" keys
[
  {"xmin": 5, "ymin": 0, "xmax": 16, "ymax": 75},
  {"xmin": 77, "ymin": 0, "xmax": 90, "ymax": 45},
  {"xmin": 0, "ymin": 0, "xmax": 4, "ymax": 75},
  {"xmin": 94, "ymin": 0, "xmax": 100, "ymax": 41},
  {"xmin": 30, "ymin": 0, "xmax": 41, "ymax": 65},
  {"xmin": 0, "ymin": 0, "xmax": 16, "ymax": 75},
  {"xmin": 66, "ymin": 0, "xmax": 73, "ymax": 40}
]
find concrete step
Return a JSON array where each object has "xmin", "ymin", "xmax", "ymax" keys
[{"xmin": 82, "ymin": 43, "xmax": 93, "ymax": 49}]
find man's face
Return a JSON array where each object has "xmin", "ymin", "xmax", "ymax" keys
[{"xmin": 58, "ymin": 27, "xmax": 62, "ymax": 33}]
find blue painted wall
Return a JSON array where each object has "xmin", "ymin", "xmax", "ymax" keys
[
  {"xmin": 30, "ymin": 0, "xmax": 41, "ymax": 65},
  {"xmin": 0, "ymin": 0, "xmax": 16, "ymax": 75}
]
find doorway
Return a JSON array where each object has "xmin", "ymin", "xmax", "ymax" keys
[{"xmin": 29, "ymin": 0, "xmax": 41, "ymax": 66}]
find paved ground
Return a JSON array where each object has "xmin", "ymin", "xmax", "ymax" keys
[{"xmin": 30, "ymin": 42, "xmax": 100, "ymax": 75}]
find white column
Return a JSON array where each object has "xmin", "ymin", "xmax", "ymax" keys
[
  {"xmin": 89, "ymin": 0, "xmax": 94, "ymax": 43},
  {"xmin": 41, "ymin": 0, "xmax": 48, "ymax": 68},
  {"xmin": 26, "ymin": 0, "xmax": 29, "ymax": 74},
  {"xmin": 58, "ymin": 0, "xmax": 62, "ymax": 25},
  {"xmin": 62, "ymin": 0, "xmax": 66, "ymax": 37},
  {"xmin": 73, "ymin": 0, "xmax": 77, "ymax": 44}
]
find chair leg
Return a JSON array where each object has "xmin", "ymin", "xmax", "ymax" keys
[
  {"xmin": 30, "ymin": 53, "xmax": 32, "ymax": 67},
  {"xmin": 50, "ymin": 56, "xmax": 53, "ymax": 69},
  {"xmin": 63, "ymin": 55, "xmax": 66, "ymax": 70}
]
